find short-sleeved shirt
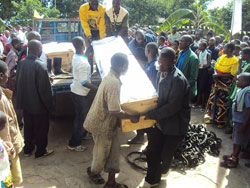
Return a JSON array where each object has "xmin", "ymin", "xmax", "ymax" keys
[
  {"xmin": 70, "ymin": 54, "xmax": 91, "ymax": 96},
  {"xmin": 83, "ymin": 70, "xmax": 122, "ymax": 139},
  {"xmin": 214, "ymin": 54, "xmax": 239, "ymax": 76},
  {"xmin": 232, "ymin": 91, "xmax": 250, "ymax": 123}
]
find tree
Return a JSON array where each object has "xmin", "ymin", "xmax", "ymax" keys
[
  {"xmin": 122, "ymin": 0, "xmax": 169, "ymax": 26},
  {"xmin": 52, "ymin": 0, "xmax": 85, "ymax": 18},
  {"xmin": 209, "ymin": 0, "xmax": 250, "ymax": 32},
  {"xmin": 10, "ymin": 0, "xmax": 60, "ymax": 26},
  {"xmin": 160, "ymin": 0, "xmax": 230, "ymax": 38},
  {"xmin": 0, "ymin": 0, "xmax": 20, "ymax": 20}
]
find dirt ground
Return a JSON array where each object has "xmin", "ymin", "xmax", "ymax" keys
[{"xmin": 16, "ymin": 109, "xmax": 250, "ymax": 188}]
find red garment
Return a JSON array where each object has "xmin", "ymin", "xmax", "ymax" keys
[{"xmin": 164, "ymin": 41, "xmax": 170, "ymax": 47}]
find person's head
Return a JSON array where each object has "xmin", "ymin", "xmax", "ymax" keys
[
  {"xmin": 207, "ymin": 30, "xmax": 213, "ymax": 41},
  {"xmin": 243, "ymin": 35, "xmax": 249, "ymax": 43},
  {"xmin": 145, "ymin": 42, "xmax": 158, "ymax": 59},
  {"xmin": 215, "ymin": 36, "xmax": 221, "ymax": 45},
  {"xmin": 10, "ymin": 33, "xmax": 16, "ymax": 40},
  {"xmin": 195, "ymin": 30, "xmax": 202, "ymax": 40},
  {"xmin": 236, "ymin": 72, "xmax": 250, "ymax": 88},
  {"xmin": 158, "ymin": 47, "xmax": 176, "ymax": 72},
  {"xmin": 209, "ymin": 37, "xmax": 216, "ymax": 47},
  {"xmin": 233, "ymin": 39, "xmax": 241, "ymax": 46},
  {"xmin": 111, "ymin": 53, "xmax": 129, "ymax": 76},
  {"xmin": 27, "ymin": 31, "xmax": 41, "ymax": 42},
  {"xmin": 0, "ymin": 60, "xmax": 8, "ymax": 86},
  {"xmin": 11, "ymin": 37, "xmax": 23, "ymax": 51},
  {"xmin": 233, "ymin": 32, "xmax": 241, "ymax": 40},
  {"xmin": 0, "ymin": 111, "xmax": 7, "ymax": 132},
  {"xmin": 179, "ymin": 35, "xmax": 193, "ymax": 50},
  {"xmin": 135, "ymin": 30, "xmax": 145, "ymax": 45},
  {"xmin": 28, "ymin": 40, "xmax": 43, "ymax": 57},
  {"xmin": 159, "ymin": 32, "xmax": 167, "ymax": 38},
  {"xmin": 172, "ymin": 26, "xmax": 177, "ymax": 34},
  {"xmin": 16, "ymin": 25, "xmax": 21, "ymax": 31},
  {"xmin": 4, "ymin": 30, "xmax": 10, "ymax": 38},
  {"xmin": 72, "ymin": 36, "xmax": 85, "ymax": 54},
  {"xmin": 198, "ymin": 40, "xmax": 207, "ymax": 51},
  {"xmin": 223, "ymin": 43, "xmax": 235, "ymax": 56},
  {"xmin": 158, "ymin": 36, "xmax": 165, "ymax": 46},
  {"xmin": 240, "ymin": 42, "xmax": 249, "ymax": 49},
  {"xmin": 89, "ymin": 0, "xmax": 99, "ymax": 11},
  {"xmin": 219, "ymin": 34, "xmax": 225, "ymax": 43},
  {"xmin": 233, "ymin": 45, "xmax": 241, "ymax": 56},
  {"xmin": 173, "ymin": 40, "xmax": 179, "ymax": 48},
  {"xmin": 241, "ymin": 47, "xmax": 250, "ymax": 62},
  {"xmin": 113, "ymin": 0, "xmax": 121, "ymax": 13},
  {"xmin": 187, "ymin": 30, "xmax": 192, "ymax": 35}
]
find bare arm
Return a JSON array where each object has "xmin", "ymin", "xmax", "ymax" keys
[{"xmin": 83, "ymin": 82, "xmax": 98, "ymax": 91}]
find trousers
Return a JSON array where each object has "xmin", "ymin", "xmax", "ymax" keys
[
  {"xmin": 145, "ymin": 127, "xmax": 184, "ymax": 184},
  {"xmin": 23, "ymin": 111, "xmax": 49, "ymax": 157}
]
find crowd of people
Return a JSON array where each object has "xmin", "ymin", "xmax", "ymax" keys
[{"xmin": 0, "ymin": 0, "xmax": 250, "ymax": 187}]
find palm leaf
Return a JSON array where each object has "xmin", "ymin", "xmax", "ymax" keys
[{"xmin": 159, "ymin": 9, "xmax": 192, "ymax": 31}]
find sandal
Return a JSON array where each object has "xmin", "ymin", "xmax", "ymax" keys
[
  {"xmin": 87, "ymin": 167, "xmax": 105, "ymax": 185},
  {"xmin": 222, "ymin": 155, "xmax": 239, "ymax": 163},
  {"xmin": 220, "ymin": 159, "xmax": 238, "ymax": 168},
  {"xmin": 103, "ymin": 183, "xmax": 128, "ymax": 188}
]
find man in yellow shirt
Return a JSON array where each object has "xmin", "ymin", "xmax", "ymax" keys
[{"xmin": 79, "ymin": 0, "xmax": 106, "ymax": 42}]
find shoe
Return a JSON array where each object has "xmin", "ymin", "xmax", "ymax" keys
[
  {"xmin": 245, "ymin": 162, "xmax": 250, "ymax": 168},
  {"xmin": 53, "ymin": 57, "xmax": 68, "ymax": 75},
  {"xmin": 83, "ymin": 133, "xmax": 92, "ymax": 140},
  {"xmin": 128, "ymin": 134, "xmax": 144, "ymax": 144},
  {"xmin": 67, "ymin": 145, "xmax": 87, "ymax": 152},
  {"xmin": 47, "ymin": 58, "xmax": 55, "ymax": 77},
  {"xmin": 140, "ymin": 180, "xmax": 159, "ymax": 188},
  {"xmin": 35, "ymin": 149, "xmax": 54, "ymax": 159}
]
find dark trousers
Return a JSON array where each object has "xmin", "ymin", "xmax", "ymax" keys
[
  {"xmin": 23, "ymin": 111, "xmax": 49, "ymax": 157},
  {"xmin": 69, "ymin": 93, "xmax": 89, "ymax": 147},
  {"xmin": 145, "ymin": 127, "xmax": 184, "ymax": 184}
]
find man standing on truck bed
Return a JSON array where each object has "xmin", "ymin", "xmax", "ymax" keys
[
  {"xmin": 79, "ymin": 0, "xmax": 106, "ymax": 42},
  {"xmin": 79, "ymin": 0, "xmax": 106, "ymax": 73}
]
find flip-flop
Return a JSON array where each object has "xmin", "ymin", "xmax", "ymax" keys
[
  {"xmin": 87, "ymin": 167, "xmax": 105, "ymax": 185},
  {"xmin": 220, "ymin": 160, "xmax": 238, "ymax": 168}
]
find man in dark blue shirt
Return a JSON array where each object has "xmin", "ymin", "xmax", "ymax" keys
[
  {"xmin": 208, "ymin": 37, "xmax": 219, "ymax": 62},
  {"xmin": 144, "ymin": 42, "xmax": 159, "ymax": 89},
  {"xmin": 128, "ymin": 30, "xmax": 154, "ymax": 68}
]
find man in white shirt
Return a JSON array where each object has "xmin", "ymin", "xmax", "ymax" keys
[
  {"xmin": 168, "ymin": 26, "xmax": 181, "ymax": 45},
  {"xmin": 68, "ymin": 36, "xmax": 98, "ymax": 152}
]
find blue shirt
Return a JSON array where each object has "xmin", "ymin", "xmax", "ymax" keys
[
  {"xmin": 232, "ymin": 91, "xmax": 250, "ymax": 123},
  {"xmin": 177, "ymin": 49, "xmax": 189, "ymax": 69},
  {"xmin": 144, "ymin": 57, "xmax": 158, "ymax": 89}
]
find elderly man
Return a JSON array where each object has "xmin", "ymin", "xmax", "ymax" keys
[
  {"xmin": 16, "ymin": 40, "xmax": 53, "ymax": 158},
  {"xmin": 105, "ymin": 0, "xmax": 129, "ymax": 42},
  {"xmin": 176, "ymin": 35, "xmax": 199, "ymax": 101},
  {"xmin": 84, "ymin": 53, "xmax": 139, "ymax": 188},
  {"xmin": 141, "ymin": 48, "xmax": 190, "ymax": 188}
]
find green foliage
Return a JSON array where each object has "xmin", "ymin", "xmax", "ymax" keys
[
  {"xmin": 0, "ymin": 18, "xmax": 7, "ymax": 33},
  {"xmin": 9, "ymin": 0, "xmax": 60, "ymax": 26},
  {"xmin": 54, "ymin": 0, "xmax": 86, "ymax": 18},
  {"xmin": 122, "ymin": 0, "xmax": 169, "ymax": 26},
  {"xmin": 0, "ymin": 0, "xmax": 20, "ymax": 20},
  {"xmin": 159, "ymin": 9, "xmax": 192, "ymax": 31},
  {"xmin": 160, "ymin": 0, "xmax": 230, "ymax": 37}
]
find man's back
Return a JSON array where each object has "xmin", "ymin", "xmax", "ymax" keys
[{"xmin": 16, "ymin": 54, "xmax": 53, "ymax": 114}]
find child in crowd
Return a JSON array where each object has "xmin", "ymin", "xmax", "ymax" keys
[
  {"xmin": 0, "ymin": 110, "xmax": 14, "ymax": 188},
  {"xmin": 195, "ymin": 41, "xmax": 211, "ymax": 109},
  {"xmin": 220, "ymin": 72, "xmax": 250, "ymax": 168},
  {"xmin": 158, "ymin": 36, "xmax": 167, "ymax": 51},
  {"xmin": 172, "ymin": 40, "xmax": 180, "ymax": 58},
  {"xmin": 0, "ymin": 60, "xmax": 24, "ymax": 185},
  {"xmin": 233, "ymin": 45, "xmax": 241, "ymax": 58},
  {"xmin": 68, "ymin": 36, "xmax": 98, "ymax": 152}
]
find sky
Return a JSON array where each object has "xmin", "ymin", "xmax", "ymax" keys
[{"xmin": 207, "ymin": 0, "xmax": 233, "ymax": 9}]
